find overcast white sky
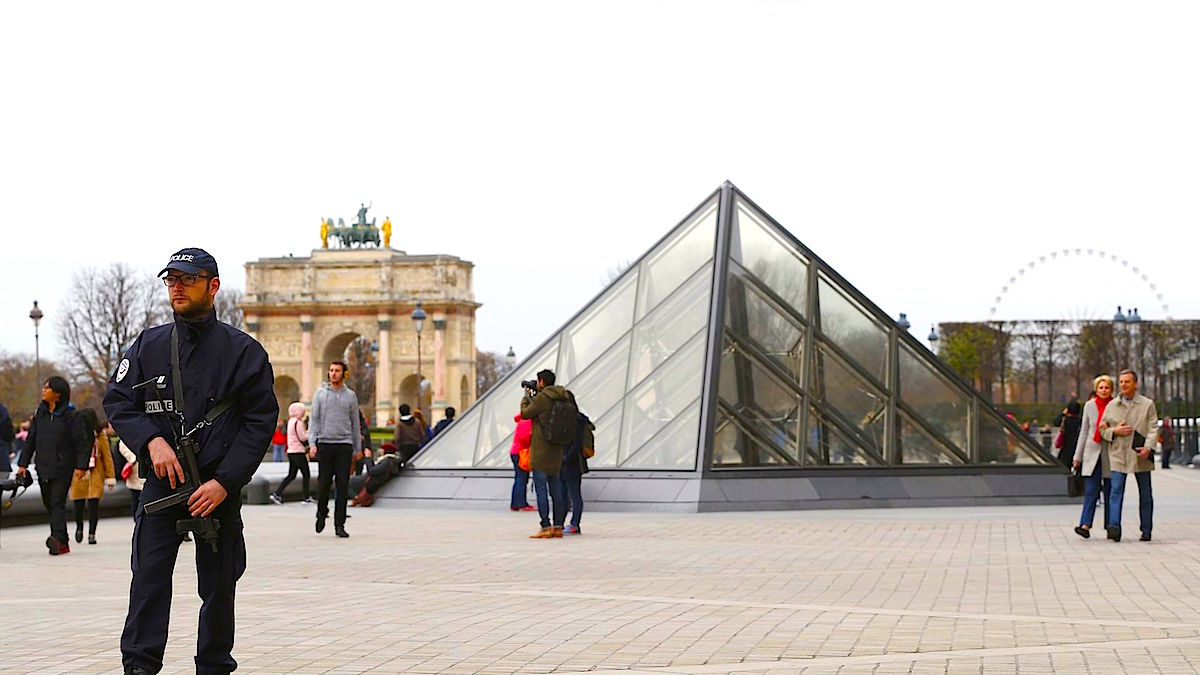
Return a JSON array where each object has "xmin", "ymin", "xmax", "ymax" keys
[{"xmin": 2, "ymin": 1, "xmax": 1197, "ymax": 367}]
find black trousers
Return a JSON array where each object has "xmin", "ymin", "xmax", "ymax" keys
[
  {"xmin": 275, "ymin": 452, "xmax": 311, "ymax": 499},
  {"xmin": 74, "ymin": 497, "xmax": 100, "ymax": 535},
  {"xmin": 121, "ymin": 475, "xmax": 246, "ymax": 675},
  {"xmin": 37, "ymin": 474, "xmax": 71, "ymax": 545},
  {"xmin": 316, "ymin": 443, "xmax": 352, "ymax": 527}
]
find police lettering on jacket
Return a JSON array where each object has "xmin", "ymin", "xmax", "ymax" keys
[{"xmin": 103, "ymin": 311, "xmax": 278, "ymax": 494}]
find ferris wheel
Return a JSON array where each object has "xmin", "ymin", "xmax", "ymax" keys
[{"xmin": 988, "ymin": 247, "xmax": 1171, "ymax": 320}]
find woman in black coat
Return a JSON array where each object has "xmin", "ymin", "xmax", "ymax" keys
[{"xmin": 1057, "ymin": 400, "xmax": 1083, "ymax": 467}]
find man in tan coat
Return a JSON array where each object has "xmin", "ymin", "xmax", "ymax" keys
[{"xmin": 1100, "ymin": 370, "xmax": 1157, "ymax": 542}]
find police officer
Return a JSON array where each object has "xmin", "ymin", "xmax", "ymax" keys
[{"xmin": 104, "ymin": 248, "xmax": 277, "ymax": 675}]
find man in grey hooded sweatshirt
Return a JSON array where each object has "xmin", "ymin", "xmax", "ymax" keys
[{"xmin": 308, "ymin": 360, "xmax": 361, "ymax": 538}]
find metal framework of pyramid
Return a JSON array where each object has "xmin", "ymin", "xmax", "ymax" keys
[{"xmin": 403, "ymin": 183, "xmax": 1061, "ymax": 510}]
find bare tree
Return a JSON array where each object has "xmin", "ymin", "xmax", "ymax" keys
[
  {"xmin": 1042, "ymin": 320, "xmax": 1066, "ymax": 403},
  {"xmin": 57, "ymin": 264, "xmax": 166, "ymax": 388},
  {"xmin": 0, "ymin": 350, "xmax": 62, "ymax": 421},
  {"xmin": 601, "ymin": 259, "xmax": 633, "ymax": 286},
  {"xmin": 215, "ymin": 286, "xmax": 244, "ymax": 329},
  {"xmin": 343, "ymin": 336, "xmax": 377, "ymax": 417},
  {"xmin": 476, "ymin": 349, "xmax": 515, "ymax": 398}
]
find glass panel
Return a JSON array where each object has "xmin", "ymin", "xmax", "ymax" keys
[
  {"xmin": 816, "ymin": 274, "xmax": 888, "ymax": 384},
  {"xmin": 567, "ymin": 335, "xmax": 631, "ymax": 426},
  {"xmin": 713, "ymin": 412, "xmax": 794, "ymax": 468},
  {"xmin": 410, "ymin": 407, "xmax": 481, "ymax": 468},
  {"xmin": 620, "ymin": 400, "xmax": 701, "ymax": 470},
  {"xmin": 726, "ymin": 276, "xmax": 805, "ymax": 383},
  {"xmin": 587, "ymin": 404, "xmax": 622, "ymax": 469},
  {"xmin": 717, "ymin": 345, "xmax": 801, "ymax": 466},
  {"xmin": 900, "ymin": 414, "xmax": 964, "ymax": 465},
  {"xmin": 806, "ymin": 405, "xmax": 885, "ymax": 466},
  {"xmin": 477, "ymin": 435, "xmax": 514, "ymax": 469},
  {"xmin": 731, "ymin": 197, "xmax": 809, "ymax": 312},
  {"xmin": 811, "ymin": 345, "xmax": 887, "ymax": 455},
  {"xmin": 620, "ymin": 331, "xmax": 707, "ymax": 465},
  {"xmin": 560, "ymin": 273, "xmax": 637, "ymax": 382},
  {"xmin": 627, "ymin": 264, "xmax": 712, "ymax": 389},
  {"xmin": 898, "ymin": 343, "xmax": 970, "ymax": 454},
  {"xmin": 636, "ymin": 198, "xmax": 718, "ymax": 320},
  {"xmin": 475, "ymin": 341, "xmax": 559, "ymax": 464},
  {"xmin": 978, "ymin": 411, "xmax": 1051, "ymax": 465}
]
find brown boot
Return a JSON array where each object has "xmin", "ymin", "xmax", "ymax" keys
[
  {"xmin": 529, "ymin": 527, "xmax": 554, "ymax": 539},
  {"xmin": 551, "ymin": 527, "xmax": 563, "ymax": 538}
]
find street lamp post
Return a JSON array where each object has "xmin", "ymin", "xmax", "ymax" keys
[
  {"xmin": 1190, "ymin": 339, "xmax": 1200, "ymax": 456},
  {"xmin": 29, "ymin": 301, "xmax": 43, "ymax": 391},
  {"xmin": 411, "ymin": 302, "xmax": 426, "ymax": 419}
]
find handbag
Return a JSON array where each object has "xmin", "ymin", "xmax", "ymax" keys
[
  {"xmin": 1067, "ymin": 465, "xmax": 1084, "ymax": 498},
  {"xmin": 121, "ymin": 462, "xmax": 134, "ymax": 480},
  {"xmin": 1053, "ymin": 429, "xmax": 1064, "ymax": 450},
  {"xmin": 518, "ymin": 447, "xmax": 532, "ymax": 472}
]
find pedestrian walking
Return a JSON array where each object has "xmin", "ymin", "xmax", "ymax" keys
[
  {"xmin": 1073, "ymin": 375, "xmax": 1113, "ymax": 539},
  {"xmin": 1100, "ymin": 370, "xmax": 1158, "ymax": 542},
  {"xmin": 270, "ymin": 420, "xmax": 287, "ymax": 462},
  {"xmin": 15, "ymin": 376, "xmax": 91, "ymax": 555},
  {"xmin": 69, "ymin": 408, "xmax": 117, "ymax": 545},
  {"xmin": 309, "ymin": 360, "xmax": 360, "ymax": 539},
  {"xmin": 270, "ymin": 402, "xmax": 313, "ymax": 504},
  {"xmin": 114, "ymin": 423, "xmax": 145, "ymax": 518}
]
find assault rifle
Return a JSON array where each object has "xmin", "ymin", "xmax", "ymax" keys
[{"xmin": 132, "ymin": 374, "xmax": 227, "ymax": 553}]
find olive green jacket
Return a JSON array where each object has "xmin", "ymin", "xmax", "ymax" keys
[
  {"xmin": 520, "ymin": 385, "xmax": 574, "ymax": 475},
  {"xmin": 1100, "ymin": 393, "xmax": 1157, "ymax": 474}
]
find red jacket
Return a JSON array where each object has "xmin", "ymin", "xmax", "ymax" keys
[{"xmin": 510, "ymin": 414, "xmax": 532, "ymax": 455}]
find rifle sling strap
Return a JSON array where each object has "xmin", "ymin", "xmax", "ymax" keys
[{"xmin": 171, "ymin": 325, "xmax": 237, "ymax": 431}]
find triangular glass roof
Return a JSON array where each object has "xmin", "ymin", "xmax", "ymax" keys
[{"xmin": 412, "ymin": 184, "xmax": 1054, "ymax": 471}]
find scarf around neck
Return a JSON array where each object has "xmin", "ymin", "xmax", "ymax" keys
[{"xmin": 1094, "ymin": 396, "xmax": 1112, "ymax": 443}]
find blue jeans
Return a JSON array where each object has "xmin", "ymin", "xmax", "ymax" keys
[
  {"xmin": 510, "ymin": 455, "xmax": 530, "ymax": 509},
  {"xmin": 272, "ymin": 444, "xmax": 286, "ymax": 462},
  {"xmin": 560, "ymin": 471, "xmax": 583, "ymax": 528},
  {"xmin": 1108, "ymin": 471, "xmax": 1153, "ymax": 535},
  {"xmin": 531, "ymin": 469, "xmax": 566, "ymax": 529},
  {"xmin": 1078, "ymin": 470, "xmax": 1111, "ymax": 528}
]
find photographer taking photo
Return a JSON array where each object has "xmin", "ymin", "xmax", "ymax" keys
[{"xmin": 519, "ymin": 369, "xmax": 577, "ymax": 539}]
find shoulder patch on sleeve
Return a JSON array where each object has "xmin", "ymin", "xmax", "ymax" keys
[{"xmin": 116, "ymin": 359, "xmax": 130, "ymax": 383}]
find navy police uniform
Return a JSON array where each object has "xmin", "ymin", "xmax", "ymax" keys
[{"xmin": 104, "ymin": 249, "xmax": 277, "ymax": 675}]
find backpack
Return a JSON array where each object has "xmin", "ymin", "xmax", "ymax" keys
[{"xmin": 539, "ymin": 392, "xmax": 579, "ymax": 446}]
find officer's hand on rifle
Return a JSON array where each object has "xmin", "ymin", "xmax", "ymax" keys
[
  {"xmin": 148, "ymin": 436, "xmax": 186, "ymax": 488},
  {"xmin": 187, "ymin": 479, "xmax": 227, "ymax": 517}
]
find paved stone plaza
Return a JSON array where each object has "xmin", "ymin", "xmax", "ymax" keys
[{"xmin": 4, "ymin": 469, "xmax": 1200, "ymax": 674}]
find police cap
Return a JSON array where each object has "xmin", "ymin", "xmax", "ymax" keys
[{"xmin": 159, "ymin": 247, "xmax": 219, "ymax": 278}]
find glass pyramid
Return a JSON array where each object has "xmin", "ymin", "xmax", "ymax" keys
[{"xmin": 412, "ymin": 184, "xmax": 1053, "ymax": 472}]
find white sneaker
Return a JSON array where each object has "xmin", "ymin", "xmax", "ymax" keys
[{"xmin": 268, "ymin": 493, "xmax": 283, "ymax": 505}]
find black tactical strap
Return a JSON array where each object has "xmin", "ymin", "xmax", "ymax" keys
[
  {"xmin": 171, "ymin": 325, "xmax": 186, "ymax": 432},
  {"xmin": 171, "ymin": 324, "xmax": 237, "ymax": 431}
]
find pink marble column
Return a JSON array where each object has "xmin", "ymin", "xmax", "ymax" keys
[
  {"xmin": 432, "ymin": 313, "xmax": 447, "ymax": 416},
  {"xmin": 300, "ymin": 315, "xmax": 314, "ymax": 404},
  {"xmin": 375, "ymin": 314, "xmax": 392, "ymax": 425}
]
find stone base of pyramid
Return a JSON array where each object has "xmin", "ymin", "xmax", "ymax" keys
[{"xmin": 373, "ymin": 468, "xmax": 1072, "ymax": 512}]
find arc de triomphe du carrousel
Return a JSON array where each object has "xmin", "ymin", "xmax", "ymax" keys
[{"xmin": 241, "ymin": 204, "xmax": 479, "ymax": 426}]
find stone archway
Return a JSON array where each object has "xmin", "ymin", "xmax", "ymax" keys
[
  {"xmin": 273, "ymin": 375, "xmax": 300, "ymax": 425},
  {"xmin": 320, "ymin": 332, "xmax": 376, "ymax": 420},
  {"xmin": 399, "ymin": 373, "xmax": 432, "ymax": 423},
  {"xmin": 242, "ymin": 247, "xmax": 480, "ymax": 429}
]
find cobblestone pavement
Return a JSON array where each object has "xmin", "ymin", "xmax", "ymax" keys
[{"xmin": 3, "ymin": 468, "xmax": 1200, "ymax": 674}]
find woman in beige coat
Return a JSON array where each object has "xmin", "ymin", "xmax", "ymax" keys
[
  {"xmin": 69, "ymin": 409, "xmax": 116, "ymax": 545},
  {"xmin": 1073, "ymin": 375, "xmax": 1114, "ymax": 538}
]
